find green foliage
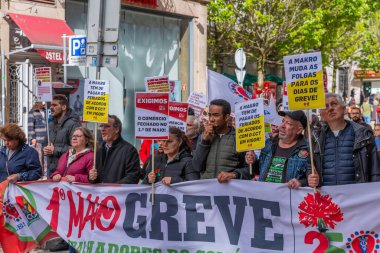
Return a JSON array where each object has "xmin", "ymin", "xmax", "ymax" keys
[{"xmin": 207, "ymin": 0, "xmax": 380, "ymax": 88}]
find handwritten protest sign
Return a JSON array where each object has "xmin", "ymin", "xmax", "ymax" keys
[
  {"xmin": 187, "ymin": 92, "xmax": 207, "ymax": 118},
  {"xmin": 169, "ymin": 102, "xmax": 188, "ymax": 132},
  {"xmin": 235, "ymin": 98, "xmax": 265, "ymax": 152},
  {"xmin": 135, "ymin": 92, "xmax": 169, "ymax": 140},
  {"xmin": 144, "ymin": 76, "xmax": 169, "ymax": 92},
  {"xmin": 83, "ymin": 79, "xmax": 109, "ymax": 123},
  {"xmin": 37, "ymin": 82, "xmax": 52, "ymax": 102},
  {"xmin": 284, "ymin": 52, "xmax": 325, "ymax": 110}
]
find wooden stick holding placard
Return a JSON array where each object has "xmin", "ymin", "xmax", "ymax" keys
[
  {"xmin": 93, "ymin": 122, "xmax": 98, "ymax": 170},
  {"xmin": 306, "ymin": 109, "xmax": 317, "ymax": 192},
  {"xmin": 151, "ymin": 140, "xmax": 155, "ymax": 206}
]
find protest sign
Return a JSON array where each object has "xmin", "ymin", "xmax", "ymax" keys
[
  {"xmin": 169, "ymin": 80, "xmax": 182, "ymax": 101},
  {"xmin": 83, "ymin": 79, "xmax": 110, "ymax": 123},
  {"xmin": 34, "ymin": 67, "xmax": 51, "ymax": 83},
  {"xmin": 144, "ymin": 76, "xmax": 170, "ymax": 92},
  {"xmin": 135, "ymin": 92, "xmax": 169, "ymax": 140},
  {"xmin": 187, "ymin": 92, "xmax": 207, "ymax": 118},
  {"xmin": 235, "ymin": 98, "xmax": 265, "ymax": 152},
  {"xmin": 5, "ymin": 180, "xmax": 380, "ymax": 253},
  {"xmin": 36, "ymin": 82, "xmax": 52, "ymax": 102},
  {"xmin": 169, "ymin": 101, "xmax": 188, "ymax": 132},
  {"xmin": 284, "ymin": 52, "xmax": 325, "ymax": 110},
  {"xmin": 264, "ymin": 98, "xmax": 282, "ymax": 126}
]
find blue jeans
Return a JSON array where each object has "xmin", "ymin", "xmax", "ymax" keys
[
  {"xmin": 69, "ymin": 246, "xmax": 77, "ymax": 253},
  {"xmin": 364, "ymin": 115, "xmax": 371, "ymax": 124}
]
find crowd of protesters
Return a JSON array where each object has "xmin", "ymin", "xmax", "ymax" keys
[
  {"xmin": 2, "ymin": 93, "xmax": 380, "ymax": 186},
  {"xmin": 1, "ymin": 92, "xmax": 380, "ymax": 251}
]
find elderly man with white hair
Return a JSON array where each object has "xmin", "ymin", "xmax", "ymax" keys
[
  {"xmin": 308, "ymin": 93, "xmax": 380, "ymax": 187},
  {"xmin": 186, "ymin": 115, "xmax": 200, "ymax": 152}
]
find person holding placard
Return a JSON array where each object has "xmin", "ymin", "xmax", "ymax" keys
[
  {"xmin": 145, "ymin": 127, "xmax": 199, "ymax": 185},
  {"xmin": 192, "ymin": 99, "xmax": 249, "ymax": 183},
  {"xmin": 44, "ymin": 95, "xmax": 81, "ymax": 177},
  {"xmin": 88, "ymin": 115, "xmax": 140, "ymax": 184},
  {"xmin": 308, "ymin": 93, "xmax": 380, "ymax": 187},
  {"xmin": 246, "ymin": 111, "xmax": 309, "ymax": 189}
]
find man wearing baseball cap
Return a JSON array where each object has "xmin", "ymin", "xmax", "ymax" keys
[{"xmin": 246, "ymin": 110, "xmax": 309, "ymax": 188}]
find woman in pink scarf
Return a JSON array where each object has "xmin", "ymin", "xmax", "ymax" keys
[{"xmin": 50, "ymin": 127, "xmax": 94, "ymax": 183}]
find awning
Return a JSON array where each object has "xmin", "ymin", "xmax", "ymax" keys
[{"xmin": 8, "ymin": 12, "xmax": 75, "ymax": 63}]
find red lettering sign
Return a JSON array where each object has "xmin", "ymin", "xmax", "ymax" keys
[
  {"xmin": 36, "ymin": 49, "xmax": 64, "ymax": 63},
  {"xmin": 46, "ymin": 188, "xmax": 121, "ymax": 238}
]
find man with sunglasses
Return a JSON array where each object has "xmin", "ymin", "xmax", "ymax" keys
[
  {"xmin": 308, "ymin": 93, "xmax": 380, "ymax": 187},
  {"xmin": 89, "ymin": 115, "xmax": 140, "ymax": 184}
]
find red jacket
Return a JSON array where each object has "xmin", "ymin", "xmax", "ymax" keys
[{"xmin": 51, "ymin": 149, "xmax": 94, "ymax": 183}]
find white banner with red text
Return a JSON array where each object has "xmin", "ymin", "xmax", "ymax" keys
[{"xmin": 3, "ymin": 180, "xmax": 380, "ymax": 253}]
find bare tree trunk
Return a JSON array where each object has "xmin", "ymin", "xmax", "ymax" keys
[{"xmin": 257, "ymin": 55, "xmax": 266, "ymax": 90}]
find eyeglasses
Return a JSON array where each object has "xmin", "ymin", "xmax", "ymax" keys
[{"xmin": 72, "ymin": 135, "xmax": 84, "ymax": 139}]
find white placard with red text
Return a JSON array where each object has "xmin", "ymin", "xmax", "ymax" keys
[
  {"xmin": 37, "ymin": 82, "xmax": 53, "ymax": 102},
  {"xmin": 187, "ymin": 92, "xmax": 207, "ymax": 118},
  {"xmin": 135, "ymin": 92, "xmax": 169, "ymax": 140},
  {"xmin": 169, "ymin": 102, "xmax": 189, "ymax": 132}
]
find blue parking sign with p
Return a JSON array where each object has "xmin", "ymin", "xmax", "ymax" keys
[{"xmin": 70, "ymin": 36, "xmax": 86, "ymax": 56}]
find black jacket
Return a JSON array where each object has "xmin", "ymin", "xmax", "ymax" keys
[
  {"xmin": 143, "ymin": 149, "xmax": 199, "ymax": 184},
  {"xmin": 309, "ymin": 120, "xmax": 380, "ymax": 186},
  {"xmin": 47, "ymin": 109, "xmax": 81, "ymax": 173},
  {"xmin": 91, "ymin": 136, "xmax": 141, "ymax": 184}
]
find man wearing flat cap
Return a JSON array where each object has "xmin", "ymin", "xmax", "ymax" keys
[{"xmin": 246, "ymin": 110, "xmax": 309, "ymax": 188}]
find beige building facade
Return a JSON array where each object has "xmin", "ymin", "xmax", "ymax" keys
[{"xmin": 0, "ymin": 0, "xmax": 209, "ymax": 145}]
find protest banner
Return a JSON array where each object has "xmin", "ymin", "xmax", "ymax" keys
[
  {"xmin": 83, "ymin": 79, "xmax": 110, "ymax": 123},
  {"xmin": 135, "ymin": 92, "xmax": 169, "ymax": 140},
  {"xmin": 187, "ymin": 92, "xmax": 207, "ymax": 118},
  {"xmin": 145, "ymin": 76, "xmax": 170, "ymax": 92},
  {"xmin": 169, "ymin": 101, "xmax": 188, "ymax": 132},
  {"xmin": 4, "ymin": 180, "xmax": 380, "ymax": 253},
  {"xmin": 284, "ymin": 52, "xmax": 325, "ymax": 110},
  {"xmin": 235, "ymin": 98, "xmax": 265, "ymax": 152},
  {"xmin": 36, "ymin": 82, "xmax": 52, "ymax": 102}
]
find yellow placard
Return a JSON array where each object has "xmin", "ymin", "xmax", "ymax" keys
[
  {"xmin": 236, "ymin": 115, "xmax": 265, "ymax": 152},
  {"xmin": 287, "ymin": 70, "xmax": 324, "ymax": 110},
  {"xmin": 83, "ymin": 94, "xmax": 109, "ymax": 123}
]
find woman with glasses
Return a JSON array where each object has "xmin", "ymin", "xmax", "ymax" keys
[
  {"xmin": 0, "ymin": 124, "xmax": 42, "ymax": 183},
  {"xmin": 50, "ymin": 127, "xmax": 94, "ymax": 183},
  {"xmin": 145, "ymin": 127, "xmax": 199, "ymax": 185}
]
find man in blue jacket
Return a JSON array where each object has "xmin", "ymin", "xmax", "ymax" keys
[
  {"xmin": 308, "ymin": 93, "xmax": 380, "ymax": 187},
  {"xmin": 246, "ymin": 110, "xmax": 309, "ymax": 188}
]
